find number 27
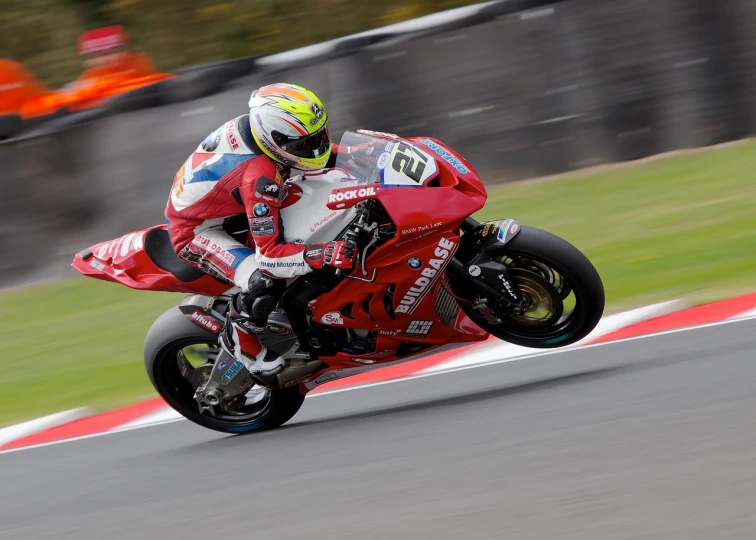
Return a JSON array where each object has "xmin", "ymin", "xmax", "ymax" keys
[{"xmin": 391, "ymin": 143, "xmax": 428, "ymax": 183}]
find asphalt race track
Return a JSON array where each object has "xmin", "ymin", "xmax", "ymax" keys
[{"xmin": 2, "ymin": 319, "xmax": 756, "ymax": 539}]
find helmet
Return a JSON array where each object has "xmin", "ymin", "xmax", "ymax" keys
[{"xmin": 248, "ymin": 83, "xmax": 331, "ymax": 171}]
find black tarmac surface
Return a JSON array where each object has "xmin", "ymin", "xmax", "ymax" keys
[{"xmin": 2, "ymin": 319, "xmax": 756, "ymax": 539}]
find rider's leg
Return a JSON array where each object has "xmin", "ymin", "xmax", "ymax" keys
[{"xmin": 176, "ymin": 225, "xmax": 284, "ymax": 376}]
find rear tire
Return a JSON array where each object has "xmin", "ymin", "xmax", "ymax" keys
[
  {"xmin": 144, "ymin": 306, "xmax": 305, "ymax": 434},
  {"xmin": 451, "ymin": 226, "xmax": 605, "ymax": 348}
]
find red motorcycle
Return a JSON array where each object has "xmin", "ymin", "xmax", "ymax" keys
[{"xmin": 72, "ymin": 129, "xmax": 605, "ymax": 434}]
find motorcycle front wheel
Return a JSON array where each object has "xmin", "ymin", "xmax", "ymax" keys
[{"xmin": 449, "ymin": 225, "xmax": 605, "ymax": 348}]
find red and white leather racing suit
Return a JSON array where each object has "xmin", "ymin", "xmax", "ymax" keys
[{"xmin": 165, "ymin": 114, "xmax": 352, "ymax": 365}]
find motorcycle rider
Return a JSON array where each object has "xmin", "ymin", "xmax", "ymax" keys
[{"xmin": 165, "ymin": 83, "xmax": 362, "ymax": 377}]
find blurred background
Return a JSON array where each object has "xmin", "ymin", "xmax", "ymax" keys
[
  {"xmin": 4, "ymin": 4, "xmax": 756, "ymax": 538},
  {"xmin": 1, "ymin": 0, "xmax": 756, "ymax": 423}
]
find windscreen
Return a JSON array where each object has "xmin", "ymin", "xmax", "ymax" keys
[{"xmin": 333, "ymin": 130, "xmax": 438, "ymax": 187}]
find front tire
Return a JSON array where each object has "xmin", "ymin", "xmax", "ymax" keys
[
  {"xmin": 144, "ymin": 306, "xmax": 305, "ymax": 435},
  {"xmin": 450, "ymin": 226, "xmax": 605, "ymax": 348}
]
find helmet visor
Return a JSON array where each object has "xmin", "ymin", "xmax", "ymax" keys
[{"xmin": 272, "ymin": 125, "xmax": 330, "ymax": 159}]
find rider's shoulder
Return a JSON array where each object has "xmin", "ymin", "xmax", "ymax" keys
[{"xmin": 194, "ymin": 115, "xmax": 257, "ymax": 156}]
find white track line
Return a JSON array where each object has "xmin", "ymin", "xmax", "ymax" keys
[
  {"xmin": 308, "ymin": 313, "xmax": 756, "ymax": 394},
  {"xmin": 730, "ymin": 306, "xmax": 756, "ymax": 320},
  {"xmin": 422, "ymin": 300, "xmax": 684, "ymax": 374},
  {"xmin": 0, "ymin": 408, "xmax": 91, "ymax": 448},
  {"xmin": 116, "ymin": 407, "xmax": 183, "ymax": 430},
  {"xmin": 3, "ymin": 314, "xmax": 756, "ymax": 456}
]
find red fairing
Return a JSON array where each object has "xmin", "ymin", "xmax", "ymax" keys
[
  {"xmin": 72, "ymin": 131, "xmax": 492, "ymax": 392},
  {"xmin": 304, "ymin": 134, "xmax": 490, "ymax": 375},
  {"xmin": 71, "ymin": 225, "xmax": 232, "ymax": 295}
]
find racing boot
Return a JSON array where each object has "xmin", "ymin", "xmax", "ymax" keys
[
  {"xmin": 219, "ymin": 319, "xmax": 285, "ymax": 376},
  {"xmin": 216, "ymin": 268, "xmax": 286, "ymax": 377},
  {"xmin": 240, "ymin": 269, "xmax": 280, "ymax": 323}
]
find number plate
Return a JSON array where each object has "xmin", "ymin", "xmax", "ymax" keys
[{"xmin": 379, "ymin": 141, "xmax": 438, "ymax": 187}]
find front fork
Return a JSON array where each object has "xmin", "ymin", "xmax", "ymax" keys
[{"xmin": 450, "ymin": 217, "xmax": 527, "ymax": 311}]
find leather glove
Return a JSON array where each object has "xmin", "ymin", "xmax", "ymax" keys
[{"xmin": 304, "ymin": 240, "xmax": 357, "ymax": 271}]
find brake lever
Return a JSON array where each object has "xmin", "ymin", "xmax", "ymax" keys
[{"xmin": 360, "ymin": 227, "xmax": 380, "ymax": 276}]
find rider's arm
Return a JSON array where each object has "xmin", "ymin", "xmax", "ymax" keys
[
  {"xmin": 326, "ymin": 143, "xmax": 347, "ymax": 168},
  {"xmin": 238, "ymin": 159, "xmax": 321, "ymax": 279},
  {"xmin": 327, "ymin": 141, "xmax": 382, "ymax": 168}
]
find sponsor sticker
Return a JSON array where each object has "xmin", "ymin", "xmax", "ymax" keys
[
  {"xmin": 496, "ymin": 220, "xmax": 520, "ymax": 242},
  {"xmin": 89, "ymin": 259, "xmax": 105, "ymax": 271},
  {"xmin": 172, "ymin": 166, "xmax": 185, "ymax": 198},
  {"xmin": 249, "ymin": 217, "xmax": 273, "ymax": 226},
  {"xmin": 222, "ymin": 360, "xmax": 243, "ymax": 381},
  {"xmin": 481, "ymin": 221, "xmax": 501, "ymax": 238},
  {"xmin": 498, "ymin": 273, "xmax": 517, "ymax": 299},
  {"xmin": 379, "ymin": 329, "xmax": 402, "ymax": 337},
  {"xmin": 310, "ymin": 103, "xmax": 325, "ymax": 125},
  {"xmin": 189, "ymin": 310, "xmax": 222, "ymax": 333},
  {"xmin": 226, "ymin": 120, "xmax": 240, "ymax": 150},
  {"xmin": 192, "ymin": 236, "xmax": 236, "ymax": 265},
  {"xmin": 304, "ymin": 245, "xmax": 324, "ymax": 263},
  {"xmin": 251, "ymin": 225, "xmax": 276, "ymax": 236},
  {"xmin": 468, "ymin": 265, "xmax": 481, "ymax": 277},
  {"xmin": 321, "ymin": 312, "xmax": 344, "ymax": 326},
  {"xmin": 310, "ymin": 212, "xmax": 337, "ymax": 233},
  {"xmin": 376, "ymin": 152, "xmax": 391, "ymax": 169},
  {"xmin": 259, "ymin": 260, "xmax": 306, "ymax": 270},
  {"xmin": 404, "ymin": 320, "xmax": 433, "ymax": 337},
  {"xmin": 419, "ymin": 138, "xmax": 469, "ymax": 174},
  {"xmin": 408, "ymin": 257, "xmax": 422, "ymax": 269},
  {"xmin": 216, "ymin": 357, "xmax": 231, "ymax": 373},
  {"xmin": 395, "ymin": 237, "xmax": 458, "ymax": 314},
  {"xmin": 401, "ymin": 221, "xmax": 442, "ymax": 235},
  {"xmin": 265, "ymin": 324, "xmax": 290, "ymax": 335},
  {"xmin": 327, "ymin": 186, "xmax": 377, "ymax": 204}
]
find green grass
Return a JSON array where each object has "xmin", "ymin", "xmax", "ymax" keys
[
  {"xmin": 0, "ymin": 279, "xmax": 182, "ymax": 427},
  {"xmin": 475, "ymin": 141, "xmax": 756, "ymax": 312},
  {"xmin": 2, "ymin": 140, "xmax": 756, "ymax": 426}
]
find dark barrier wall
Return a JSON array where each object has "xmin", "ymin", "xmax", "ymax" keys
[{"xmin": 2, "ymin": 0, "xmax": 755, "ymax": 287}]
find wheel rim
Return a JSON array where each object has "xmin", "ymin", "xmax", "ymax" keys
[
  {"xmin": 506, "ymin": 267, "xmax": 563, "ymax": 327},
  {"xmin": 157, "ymin": 339, "xmax": 274, "ymax": 424},
  {"xmin": 464, "ymin": 252, "xmax": 585, "ymax": 344}
]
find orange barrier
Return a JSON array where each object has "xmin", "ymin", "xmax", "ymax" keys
[
  {"xmin": 0, "ymin": 59, "xmax": 54, "ymax": 117},
  {"xmin": 53, "ymin": 52, "xmax": 173, "ymax": 113},
  {"xmin": 1, "ymin": 53, "xmax": 174, "ymax": 120}
]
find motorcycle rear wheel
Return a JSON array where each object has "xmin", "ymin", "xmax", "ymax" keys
[
  {"xmin": 144, "ymin": 307, "xmax": 305, "ymax": 434},
  {"xmin": 450, "ymin": 225, "xmax": 605, "ymax": 348}
]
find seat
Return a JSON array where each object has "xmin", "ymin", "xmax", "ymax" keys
[{"xmin": 144, "ymin": 228, "xmax": 206, "ymax": 282}]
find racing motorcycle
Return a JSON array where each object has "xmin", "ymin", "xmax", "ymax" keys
[{"xmin": 72, "ymin": 129, "xmax": 605, "ymax": 434}]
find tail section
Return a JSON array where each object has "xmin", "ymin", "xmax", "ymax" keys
[{"xmin": 71, "ymin": 224, "xmax": 232, "ymax": 295}]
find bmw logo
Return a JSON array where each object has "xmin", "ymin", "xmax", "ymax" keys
[
  {"xmin": 408, "ymin": 257, "xmax": 422, "ymax": 269},
  {"xmin": 253, "ymin": 203, "xmax": 270, "ymax": 217}
]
